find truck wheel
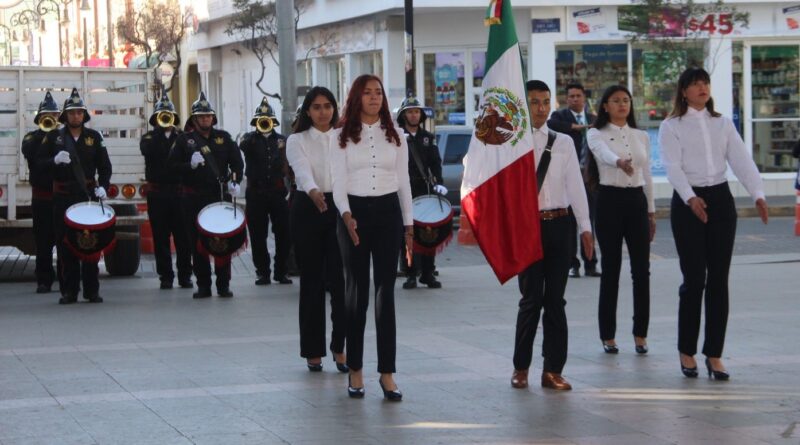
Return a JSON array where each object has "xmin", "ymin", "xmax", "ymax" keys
[{"xmin": 104, "ymin": 204, "xmax": 141, "ymax": 276}]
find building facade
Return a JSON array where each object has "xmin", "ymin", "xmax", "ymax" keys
[{"xmin": 187, "ymin": 0, "xmax": 800, "ymax": 197}]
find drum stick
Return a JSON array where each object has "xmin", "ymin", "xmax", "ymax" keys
[{"xmin": 232, "ymin": 173, "xmax": 237, "ymax": 219}]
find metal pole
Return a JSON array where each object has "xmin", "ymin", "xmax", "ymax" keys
[
  {"xmin": 57, "ymin": 8, "xmax": 63, "ymax": 66},
  {"xmin": 276, "ymin": 0, "xmax": 297, "ymax": 131},
  {"xmin": 404, "ymin": 0, "xmax": 414, "ymax": 97},
  {"xmin": 105, "ymin": 0, "xmax": 112, "ymax": 66},
  {"xmin": 82, "ymin": 16, "xmax": 87, "ymax": 65}
]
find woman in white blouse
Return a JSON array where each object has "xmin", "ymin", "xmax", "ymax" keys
[
  {"xmin": 659, "ymin": 67, "xmax": 768, "ymax": 380},
  {"xmin": 587, "ymin": 85, "xmax": 655, "ymax": 356},
  {"xmin": 330, "ymin": 74, "xmax": 413, "ymax": 401},
  {"xmin": 286, "ymin": 87, "xmax": 348, "ymax": 374}
]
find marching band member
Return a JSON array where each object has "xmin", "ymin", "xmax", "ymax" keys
[
  {"xmin": 21, "ymin": 91, "xmax": 61, "ymax": 294},
  {"xmin": 396, "ymin": 97, "xmax": 445, "ymax": 290},
  {"xmin": 331, "ymin": 74, "xmax": 413, "ymax": 401},
  {"xmin": 39, "ymin": 88, "xmax": 111, "ymax": 304},
  {"xmin": 287, "ymin": 86, "xmax": 348, "ymax": 373},
  {"xmin": 239, "ymin": 98, "xmax": 293, "ymax": 286},
  {"xmin": 168, "ymin": 92, "xmax": 243, "ymax": 299},
  {"xmin": 140, "ymin": 92, "xmax": 193, "ymax": 290}
]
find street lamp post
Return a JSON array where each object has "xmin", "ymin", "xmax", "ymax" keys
[
  {"xmin": 10, "ymin": 9, "xmax": 38, "ymax": 65},
  {"xmin": 35, "ymin": 0, "xmax": 65, "ymax": 66}
]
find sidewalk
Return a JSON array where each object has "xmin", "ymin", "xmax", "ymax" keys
[{"xmin": 0, "ymin": 242, "xmax": 799, "ymax": 443}]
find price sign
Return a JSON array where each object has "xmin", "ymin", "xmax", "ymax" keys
[{"xmin": 687, "ymin": 13, "xmax": 735, "ymax": 35}]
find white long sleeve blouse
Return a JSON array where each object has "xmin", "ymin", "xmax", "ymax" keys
[
  {"xmin": 329, "ymin": 123, "xmax": 414, "ymax": 226},
  {"xmin": 658, "ymin": 107, "xmax": 764, "ymax": 204},
  {"xmin": 286, "ymin": 126, "xmax": 333, "ymax": 193},
  {"xmin": 587, "ymin": 124, "xmax": 655, "ymax": 213}
]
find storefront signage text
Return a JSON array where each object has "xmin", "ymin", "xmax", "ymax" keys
[{"xmin": 532, "ymin": 18, "xmax": 560, "ymax": 34}]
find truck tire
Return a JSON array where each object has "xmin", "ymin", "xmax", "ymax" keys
[{"xmin": 104, "ymin": 203, "xmax": 141, "ymax": 276}]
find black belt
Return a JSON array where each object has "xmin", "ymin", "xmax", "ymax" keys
[{"xmin": 539, "ymin": 208, "xmax": 569, "ymax": 220}]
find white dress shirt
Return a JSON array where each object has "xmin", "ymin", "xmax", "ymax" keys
[
  {"xmin": 659, "ymin": 107, "xmax": 765, "ymax": 204},
  {"xmin": 286, "ymin": 126, "xmax": 333, "ymax": 193},
  {"xmin": 330, "ymin": 123, "xmax": 414, "ymax": 226},
  {"xmin": 587, "ymin": 124, "xmax": 655, "ymax": 213},
  {"xmin": 534, "ymin": 124, "xmax": 591, "ymax": 233}
]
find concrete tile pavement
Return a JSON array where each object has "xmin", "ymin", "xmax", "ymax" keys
[{"xmin": 0, "ymin": 221, "xmax": 799, "ymax": 444}]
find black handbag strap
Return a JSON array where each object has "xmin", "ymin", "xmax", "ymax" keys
[
  {"xmin": 60, "ymin": 127, "xmax": 90, "ymax": 199},
  {"xmin": 536, "ymin": 130, "xmax": 557, "ymax": 193}
]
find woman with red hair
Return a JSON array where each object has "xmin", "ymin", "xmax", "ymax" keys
[{"xmin": 330, "ymin": 75, "xmax": 413, "ymax": 401}]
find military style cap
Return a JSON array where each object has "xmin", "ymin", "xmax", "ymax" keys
[
  {"xmin": 149, "ymin": 90, "xmax": 181, "ymax": 127},
  {"xmin": 59, "ymin": 88, "xmax": 90, "ymax": 123},
  {"xmin": 249, "ymin": 97, "xmax": 279, "ymax": 127},
  {"xmin": 190, "ymin": 91, "xmax": 217, "ymax": 125},
  {"xmin": 34, "ymin": 91, "xmax": 60, "ymax": 125},
  {"xmin": 397, "ymin": 96, "xmax": 426, "ymax": 127}
]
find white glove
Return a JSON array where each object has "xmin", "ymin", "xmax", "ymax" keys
[
  {"xmin": 434, "ymin": 184, "xmax": 448, "ymax": 195},
  {"xmin": 190, "ymin": 152, "xmax": 204, "ymax": 169},
  {"xmin": 228, "ymin": 181, "xmax": 241, "ymax": 197},
  {"xmin": 54, "ymin": 151, "xmax": 71, "ymax": 165},
  {"xmin": 94, "ymin": 186, "xmax": 107, "ymax": 199}
]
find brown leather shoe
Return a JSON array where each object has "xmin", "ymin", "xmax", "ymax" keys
[
  {"xmin": 541, "ymin": 372, "xmax": 572, "ymax": 390},
  {"xmin": 511, "ymin": 369, "xmax": 528, "ymax": 389}
]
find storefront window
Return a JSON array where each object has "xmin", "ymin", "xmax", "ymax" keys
[
  {"xmin": 354, "ymin": 51, "xmax": 383, "ymax": 78},
  {"xmin": 632, "ymin": 43, "xmax": 704, "ymax": 176},
  {"xmin": 732, "ymin": 42, "xmax": 744, "ymax": 136},
  {"xmin": 751, "ymin": 45, "xmax": 799, "ymax": 172},
  {"xmin": 423, "ymin": 52, "xmax": 466, "ymax": 126},
  {"xmin": 555, "ymin": 44, "xmax": 628, "ymax": 111}
]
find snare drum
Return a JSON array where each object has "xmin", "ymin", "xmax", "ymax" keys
[
  {"xmin": 196, "ymin": 201, "xmax": 247, "ymax": 262},
  {"xmin": 64, "ymin": 201, "xmax": 116, "ymax": 262},
  {"xmin": 411, "ymin": 194, "xmax": 454, "ymax": 255}
]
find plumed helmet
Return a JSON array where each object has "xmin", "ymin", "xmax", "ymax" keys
[
  {"xmin": 396, "ymin": 96, "xmax": 426, "ymax": 127},
  {"xmin": 249, "ymin": 96, "xmax": 279, "ymax": 127},
  {"xmin": 190, "ymin": 91, "xmax": 217, "ymax": 126},
  {"xmin": 34, "ymin": 91, "xmax": 60, "ymax": 125},
  {"xmin": 59, "ymin": 88, "xmax": 90, "ymax": 124},
  {"xmin": 149, "ymin": 90, "xmax": 181, "ymax": 127}
]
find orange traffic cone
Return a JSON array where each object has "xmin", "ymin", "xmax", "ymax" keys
[{"xmin": 458, "ymin": 214, "xmax": 477, "ymax": 245}]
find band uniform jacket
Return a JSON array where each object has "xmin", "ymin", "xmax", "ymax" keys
[
  {"xmin": 140, "ymin": 128, "xmax": 181, "ymax": 187},
  {"xmin": 406, "ymin": 128, "xmax": 443, "ymax": 197},
  {"xmin": 168, "ymin": 128, "xmax": 244, "ymax": 194},
  {"xmin": 39, "ymin": 127, "xmax": 112, "ymax": 198},
  {"xmin": 21, "ymin": 129, "xmax": 55, "ymax": 191},
  {"xmin": 239, "ymin": 131, "xmax": 289, "ymax": 195},
  {"xmin": 547, "ymin": 108, "xmax": 596, "ymax": 162}
]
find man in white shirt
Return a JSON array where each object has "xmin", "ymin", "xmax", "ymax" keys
[
  {"xmin": 511, "ymin": 80, "xmax": 594, "ymax": 392},
  {"xmin": 547, "ymin": 83, "xmax": 600, "ymax": 278}
]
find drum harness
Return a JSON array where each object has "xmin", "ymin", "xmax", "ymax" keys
[
  {"xmin": 59, "ymin": 127, "xmax": 104, "ymax": 214},
  {"xmin": 536, "ymin": 131, "xmax": 558, "ymax": 193},
  {"xmin": 407, "ymin": 135, "xmax": 444, "ymax": 212},
  {"xmin": 194, "ymin": 132, "xmax": 238, "ymax": 219}
]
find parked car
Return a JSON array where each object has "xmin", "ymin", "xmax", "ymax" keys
[{"xmin": 434, "ymin": 125, "xmax": 472, "ymax": 207}]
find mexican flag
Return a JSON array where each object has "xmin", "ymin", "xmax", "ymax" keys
[{"xmin": 460, "ymin": 0, "xmax": 542, "ymax": 284}]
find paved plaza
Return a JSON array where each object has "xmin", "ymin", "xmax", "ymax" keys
[{"xmin": 0, "ymin": 216, "xmax": 799, "ymax": 444}]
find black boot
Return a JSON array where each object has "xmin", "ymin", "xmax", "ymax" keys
[
  {"xmin": 58, "ymin": 292, "xmax": 77, "ymax": 304},
  {"xmin": 217, "ymin": 286, "xmax": 234, "ymax": 298},
  {"xmin": 402, "ymin": 275, "xmax": 417, "ymax": 289},
  {"xmin": 193, "ymin": 286, "xmax": 212, "ymax": 299},
  {"xmin": 419, "ymin": 274, "xmax": 442, "ymax": 289}
]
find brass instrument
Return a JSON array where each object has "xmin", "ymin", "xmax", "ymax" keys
[
  {"xmin": 38, "ymin": 115, "xmax": 58, "ymax": 132},
  {"xmin": 255, "ymin": 116, "xmax": 274, "ymax": 134},
  {"xmin": 156, "ymin": 111, "xmax": 175, "ymax": 128}
]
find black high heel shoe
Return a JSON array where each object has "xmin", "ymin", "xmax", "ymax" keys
[
  {"xmin": 602, "ymin": 342, "xmax": 619, "ymax": 354},
  {"xmin": 635, "ymin": 344, "xmax": 648, "ymax": 354},
  {"xmin": 680, "ymin": 356, "xmax": 698, "ymax": 378},
  {"xmin": 705, "ymin": 358, "xmax": 730, "ymax": 381},
  {"xmin": 348, "ymin": 374, "xmax": 365, "ymax": 398},
  {"xmin": 332, "ymin": 355, "xmax": 349, "ymax": 373},
  {"xmin": 379, "ymin": 378, "xmax": 402, "ymax": 401},
  {"xmin": 306, "ymin": 360, "xmax": 323, "ymax": 372}
]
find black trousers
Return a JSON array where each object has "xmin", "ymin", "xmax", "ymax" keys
[
  {"xmin": 595, "ymin": 186, "xmax": 650, "ymax": 341},
  {"xmin": 513, "ymin": 216, "xmax": 571, "ymax": 373},
  {"xmin": 246, "ymin": 188, "xmax": 290, "ymax": 279},
  {"xmin": 32, "ymin": 197, "xmax": 58, "ymax": 288},
  {"xmin": 571, "ymin": 186, "xmax": 598, "ymax": 271},
  {"xmin": 53, "ymin": 195, "xmax": 99, "ymax": 297},
  {"xmin": 671, "ymin": 183, "xmax": 737, "ymax": 358},
  {"xmin": 337, "ymin": 193, "xmax": 403, "ymax": 373},
  {"xmin": 292, "ymin": 192, "xmax": 346, "ymax": 358},
  {"xmin": 183, "ymin": 193, "xmax": 231, "ymax": 290},
  {"xmin": 147, "ymin": 192, "xmax": 192, "ymax": 284}
]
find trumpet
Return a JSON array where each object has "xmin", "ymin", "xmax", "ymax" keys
[
  {"xmin": 255, "ymin": 116, "xmax": 274, "ymax": 134},
  {"xmin": 156, "ymin": 111, "xmax": 175, "ymax": 128},
  {"xmin": 38, "ymin": 115, "xmax": 58, "ymax": 132}
]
